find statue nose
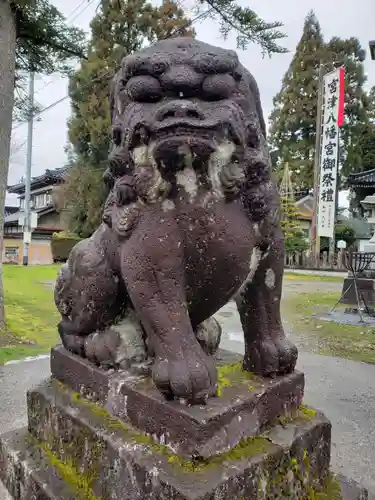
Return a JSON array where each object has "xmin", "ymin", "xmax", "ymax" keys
[{"xmin": 155, "ymin": 101, "xmax": 205, "ymax": 122}]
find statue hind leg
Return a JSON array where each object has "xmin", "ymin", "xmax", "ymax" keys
[
  {"xmin": 235, "ymin": 226, "xmax": 297, "ymax": 376},
  {"xmin": 55, "ymin": 230, "xmax": 148, "ymax": 368},
  {"xmin": 56, "ymin": 237, "xmax": 219, "ymax": 373}
]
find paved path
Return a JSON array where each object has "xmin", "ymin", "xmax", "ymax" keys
[{"xmin": 1, "ymin": 292, "xmax": 375, "ymax": 497}]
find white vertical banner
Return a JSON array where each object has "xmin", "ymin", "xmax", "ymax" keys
[{"xmin": 317, "ymin": 68, "xmax": 344, "ymax": 238}]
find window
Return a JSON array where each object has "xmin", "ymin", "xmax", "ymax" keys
[
  {"xmin": 20, "ymin": 198, "xmax": 25, "ymax": 209},
  {"xmin": 34, "ymin": 194, "xmax": 46, "ymax": 208},
  {"xmin": 4, "ymin": 247, "xmax": 19, "ymax": 264},
  {"xmin": 5, "ymin": 247, "xmax": 18, "ymax": 256}
]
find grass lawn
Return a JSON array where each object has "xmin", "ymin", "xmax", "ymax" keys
[
  {"xmin": 0, "ymin": 264, "xmax": 60, "ymax": 364},
  {"xmin": 284, "ymin": 272, "xmax": 345, "ymax": 283},
  {"xmin": 282, "ymin": 290, "xmax": 375, "ymax": 364},
  {"xmin": 0, "ymin": 264, "xmax": 371, "ymax": 366}
]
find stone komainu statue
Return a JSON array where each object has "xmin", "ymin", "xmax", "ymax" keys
[{"xmin": 55, "ymin": 38, "xmax": 297, "ymax": 404}]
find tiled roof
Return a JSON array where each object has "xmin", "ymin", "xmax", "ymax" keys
[
  {"xmin": 8, "ymin": 167, "xmax": 68, "ymax": 194},
  {"xmin": 347, "ymin": 169, "xmax": 375, "ymax": 187}
]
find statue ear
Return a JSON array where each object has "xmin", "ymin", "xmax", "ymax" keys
[
  {"xmin": 103, "ymin": 168, "xmax": 115, "ymax": 190},
  {"xmin": 109, "ymin": 71, "xmax": 121, "ymax": 125}
]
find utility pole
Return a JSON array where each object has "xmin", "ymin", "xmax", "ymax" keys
[
  {"xmin": 23, "ymin": 71, "xmax": 34, "ymax": 266},
  {"xmin": 311, "ymin": 65, "xmax": 325, "ymax": 267}
]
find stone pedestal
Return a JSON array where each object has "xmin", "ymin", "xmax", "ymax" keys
[
  {"xmin": 341, "ymin": 277, "xmax": 375, "ymax": 309},
  {"xmin": 0, "ymin": 346, "xmax": 370, "ymax": 499}
]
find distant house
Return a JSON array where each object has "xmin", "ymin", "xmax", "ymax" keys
[
  {"xmin": 291, "ymin": 193, "xmax": 372, "ymax": 250},
  {"xmin": 4, "ymin": 206, "xmax": 19, "ymax": 218},
  {"xmin": 3, "ymin": 168, "xmax": 68, "ymax": 264},
  {"xmin": 294, "ymin": 194, "xmax": 314, "ymax": 240}
]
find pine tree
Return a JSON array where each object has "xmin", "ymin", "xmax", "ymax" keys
[
  {"xmin": 12, "ymin": 0, "xmax": 85, "ymax": 120},
  {"xmin": 366, "ymin": 86, "xmax": 375, "ymax": 124},
  {"xmin": 268, "ymin": 10, "xmax": 369, "ymax": 189},
  {"xmin": 347, "ymin": 101, "xmax": 375, "ymax": 215},
  {"xmin": 278, "ymin": 163, "xmax": 308, "ymax": 252},
  {"xmin": 280, "ymin": 196, "xmax": 308, "ymax": 253},
  {"xmin": 269, "ymin": 11, "xmax": 325, "ymax": 189},
  {"xmin": 197, "ymin": 0, "xmax": 287, "ymax": 55},
  {"xmin": 64, "ymin": 0, "xmax": 195, "ymax": 237}
]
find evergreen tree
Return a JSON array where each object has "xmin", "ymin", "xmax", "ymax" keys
[
  {"xmin": 278, "ymin": 162, "xmax": 308, "ymax": 252},
  {"xmin": 64, "ymin": 0, "xmax": 195, "ymax": 237},
  {"xmin": 268, "ymin": 11, "xmax": 325, "ymax": 189},
  {"xmin": 280, "ymin": 197, "xmax": 309, "ymax": 253},
  {"xmin": 12, "ymin": 0, "xmax": 86, "ymax": 119},
  {"xmin": 197, "ymin": 0, "xmax": 287, "ymax": 55},
  {"xmin": 268, "ymin": 10, "xmax": 369, "ymax": 189},
  {"xmin": 366, "ymin": 86, "xmax": 375, "ymax": 124}
]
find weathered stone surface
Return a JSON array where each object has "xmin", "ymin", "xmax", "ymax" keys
[
  {"xmin": 55, "ymin": 37, "xmax": 298, "ymax": 404},
  {"xmin": 1, "ymin": 379, "xmax": 331, "ymax": 500},
  {"xmin": 341, "ymin": 277, "xmax": 375, "ymax": 307},
  {"xmin": 0, "ymin": 427, "xmax": 369, "ymax": 500},
  {"xmin": 51, "ymin": 345, "xmax": 304, "ymax": 459},
  {"xmin": 0, "ymin": 428, "xmax": 78, "ymax": 500}
]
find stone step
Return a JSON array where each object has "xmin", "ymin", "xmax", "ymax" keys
[
  {"xmin": 0, "ymin": 428, "xmax": 77, "ymax": 499},
  {"xmin": 0, "ymin": 427, "xmax": 369, "ymax": 500},
  {"xmin": 21, "ymin": 378, "xmax": 336, "ymax": 499},
  {"xmin": 50, "ymin": 345, "xmax": 305, "ymax": 459}
]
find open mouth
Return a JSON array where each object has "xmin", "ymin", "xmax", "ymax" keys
[{"xmin": 129, "ymin": 122, "xmax": 241, "ymax": 154}]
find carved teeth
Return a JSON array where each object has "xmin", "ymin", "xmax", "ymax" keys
[
  {"xmin": 132, "ymin": 126, "xmax": 150, "ymax": 149},
  {"xmin": 139, "ymin": 127, "xmax": 149, "ymax": 144},
  {"xmin": 223, "ymin": 125, "xmax": 230, "ymax": 138}
]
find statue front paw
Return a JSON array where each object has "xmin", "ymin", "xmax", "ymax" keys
[
  {"xmin": 153, "ymin": 343, "xmax": 218, "ymax": 404},
  {"xmin": 244, "ymin": 336, "xmax": 298, "ymax": 377},
  {"xmin": 243, "ymin": 338, "xmax": 280, "ymax": 376},
  {"xmin": 273, "ymin": 335, "xmax": 298, "ymax": 375}
]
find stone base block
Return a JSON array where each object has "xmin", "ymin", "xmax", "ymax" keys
[
  {"xmin": 0, "ymin": 378, "xmax": 335, "ymax": 500},
  {"xmin": 50, "ymin": 345, "xmax": 305, "ymax": 459},
  {"xmin": 341, "ymin": 278, "xmax": 375, "ymax": 307},
  {"xmin": 0, "ymin": 427, "xmax": 369, "ymax": 499}
]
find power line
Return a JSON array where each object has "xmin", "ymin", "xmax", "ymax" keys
[
  {"xmin": 66, "ymin": 0, "xmax": 90, "ymax": 22},
  {"xmin": 12, "ymin": 70, "xmax": 112, "ymax": 131},
  {"xmin": 31, "ymin": 1, "xmax": 99, "ymax": 95},
  {"xmin": 34, "ymin": 75, "xmax": 62, "ymax": 95},
  {"xmin": 69, "ymin": 0, "xmax": 99, "ymax": 23}
]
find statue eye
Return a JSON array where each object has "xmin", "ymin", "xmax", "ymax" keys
[
  {"xmin": 202, "ymin": 74, "xmax": 236, "ymax": 101},
  {"xmin": 126, "ymin": 75, "xmax": 163, "ymax": 102}
]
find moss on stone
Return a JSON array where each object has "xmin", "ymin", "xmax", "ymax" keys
[
  {"xmin": 308, "ymin": 474, "xmax": 343, "ymax": 500},
  {"xmin": 168, "ymin": 435, "xmax": 272, "ymax": 473},
  {"xmin": 55, "ymin": 379, "xmax": 274, "ymax": 474},
  {"xmin": 277, "ymin": 404, "xmax": 317, "ymax": 427},
  {"xmin": 216, "ymin": 362, "xmax": 256, "ymax": 396},
  {"xmin": 265, "ymin": 449, "xmax": 341, "ymax": 500},
  {"xmin": 53, "ymin": 379, "xmax": 322, "ymax": 483},
  {"xmin": 299, "ymin": 404, "xmax": 317, "ymax": 420},
  {"xmin": 34, "ymin": 438, "xmax": 102, "ymax": 500}
]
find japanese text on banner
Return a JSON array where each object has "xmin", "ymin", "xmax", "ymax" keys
[{"xmin": 317, "ymin": 68, "xmax": 343, "ymax": 238}]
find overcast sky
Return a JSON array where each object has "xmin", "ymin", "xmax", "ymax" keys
[{"xmin": 8, "ymin": 0, "xmax": 375, "ymax": 206}]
